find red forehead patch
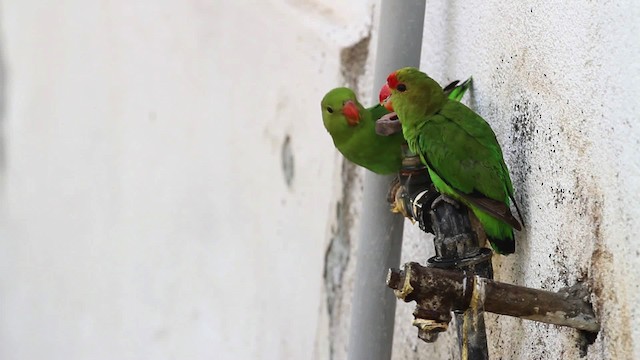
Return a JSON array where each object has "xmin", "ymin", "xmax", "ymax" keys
[{"xmin": 387, "ymin": 71, "xmax": 399, "ymax": 89}]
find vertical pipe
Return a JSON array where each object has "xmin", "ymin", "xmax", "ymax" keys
[
  {"xmin": 429, "ymin": 202, "xmax": 491, "ymax": 359},
  {"xmin": 346, "ymin": 1, "xmax": 426, "ymax": 359}
]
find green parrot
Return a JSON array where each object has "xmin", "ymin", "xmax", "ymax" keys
[
  {"xmin": 320, "ymin": 87, "xmax": 404, "ymax": 174},
  {"xmin": 384, "ymin": 67, "xmax": 522, "ymax": 254},
  {"xmin": 320, "ymin": 78, "xmax": 472, "ymax": 174}
]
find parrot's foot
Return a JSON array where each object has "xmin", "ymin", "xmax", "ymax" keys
[
  {"xmin": 386, "ymin": 177, "xmax": 401, "ymax": 204},
  {"xmin": 387, "ymin": 177, "xmax": 414, "ymax": 221},
  {"xmin": 431, "ymin": 194, "xmax": 461, "ymax": 210},
  {"xmin": 390, "ymin": 198, "xmax": 414, "ymax": 223}
]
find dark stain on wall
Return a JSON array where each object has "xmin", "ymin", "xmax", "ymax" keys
[
  {"xmin": 281, "ymin": 135, "xmax": 294, "ymax": 188},
  {"xmin": 509, "ymin": 99, "xmax": 540, "ymax": 222}
]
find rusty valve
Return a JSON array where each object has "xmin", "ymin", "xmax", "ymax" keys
[{"xmin": 387, "ymin": 262, "xmax": 600, "ymax": 339}]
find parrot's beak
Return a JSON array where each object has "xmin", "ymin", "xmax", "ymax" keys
[
  {"xmin": 382, "ymin": 97, "xmax": 394, "ymax": 112},
  {"xmin": 342, "ymin": 100, "xmax": 361, "ymax": 126},
  {"xmin": 379, "ymin": 84, "xmax": 391, "ymax": 104},
  {"xmin": 379, "ymin": 83, "xmax": 394, "ymax": 112}
]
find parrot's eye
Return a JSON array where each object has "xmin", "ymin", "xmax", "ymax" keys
[
  {"xmin": 397, "ymin": 84, "xmax": 407, "ymax": 92},
  {"xmin": 326, "ymin": 106, "xmax": 334, "ymax": 113}
]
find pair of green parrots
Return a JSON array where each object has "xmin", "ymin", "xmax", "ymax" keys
[{"xmin": 320, "ymin": 67, "xmax": 522, "ymax": 254}]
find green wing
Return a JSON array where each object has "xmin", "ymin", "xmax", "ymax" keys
[
  {"xmin": 415, "ymin": 100, "xmax": 522, "ymax": 246},
  {"xmin": 426, "ymin": 100, "xmax": 515, "ymax": 200}
]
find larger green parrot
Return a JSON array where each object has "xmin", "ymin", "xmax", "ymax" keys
[
  {"xmin": 384, "ymin": 67, "xmax": 522, "ymax": 254},
  {"xmin": 320, "ymin": 78, "xmax": 471, "ymax": 174}
]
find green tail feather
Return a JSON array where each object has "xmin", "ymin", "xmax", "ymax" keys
[
  {"xmin": 471, "ymin": 207, "xmax": 515, "ymax": 254},
  {"xmin": 444, "ymin": 77, "xmax": 473, "ymax": 102},
  {"xmin": 429, "ymin": 166, "xmax": 516, "ymax": 255}
]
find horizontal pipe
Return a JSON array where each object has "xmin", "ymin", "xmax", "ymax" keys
[
  {"xmin": 387, "ymin": 262, "xmax": 600, "ymax": 333},
  {"xmin": 478, "ymin": 277, "xmax": 600, "ymax": 332}
]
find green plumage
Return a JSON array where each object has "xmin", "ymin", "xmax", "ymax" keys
[
  {"xmin": 389, "ymin": 68, "xmax": 521, "ymax": 254},
  {"xmin": 320, "ymin": 80, "xmax": 472, "ymax": 175},
  {"xmin": 321, "ymin": 87, "xmax": 405, "ymax": 174}
]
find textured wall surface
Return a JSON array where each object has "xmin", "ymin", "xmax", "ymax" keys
[
  {"xmin": 318, "ymin": 1, "xmax": 640, "ymax": 359},
  {"xmin": 388, "ymin": 1, "xmax": 640, "ymax": 359}
]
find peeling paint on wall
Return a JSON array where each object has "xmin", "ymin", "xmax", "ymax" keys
[
  {"xmin": 321, "ymin": 29, "xmax": 373, "ymax": 360},
  {"xmin": 323, "ymin": 160, "xmax": 359, "ymax": 359}
]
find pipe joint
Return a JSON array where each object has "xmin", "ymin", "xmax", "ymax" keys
[{"xmin": 387, "ymin": 262, "xmax": 601, "ymax": 334}]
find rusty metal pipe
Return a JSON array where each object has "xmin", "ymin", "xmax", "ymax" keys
[
  {"xmin": 478, "ymin": 277, "xmax": 600, "ymax": 332},
  {"xmin": 392, "ymin": 168, "xmax": 492, "ymax": 358},
  {"xmin": 387, "ymin": 262, "xmax": 600, "ymax": 333}
]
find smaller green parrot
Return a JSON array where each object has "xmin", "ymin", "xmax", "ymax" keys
[
  {"xmin": 321, "ymin": 88, "xmax": 404, "ymax": 174},
  {"xmin": 384, "ymin": 68, "xmax": 522, "ymax": 254},
  {"xmin": 320, "ymin": 78, "xmax": 472, "ymax": 175}
]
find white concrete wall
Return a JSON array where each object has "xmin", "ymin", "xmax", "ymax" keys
[
  {"xmin": 1, "ymin": 0, "xmax": 638, "ymax": 360},
  {"xmin": 0, "ymin": 1, "xmax": 372, "ymax": 359}
]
